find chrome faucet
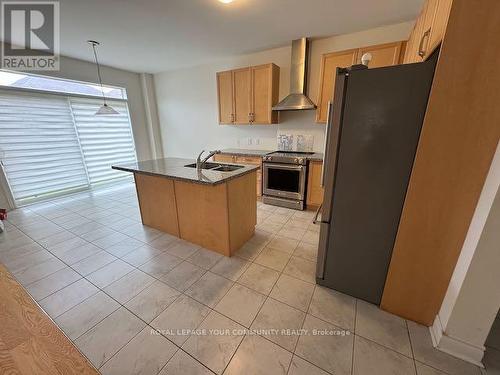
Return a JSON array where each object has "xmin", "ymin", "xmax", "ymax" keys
[{"xmin": 196, "ymin": 150, "xmax": 221, "ymax": 170}]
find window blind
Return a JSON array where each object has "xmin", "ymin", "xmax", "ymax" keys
[
  {"xmin": 0, "ymin": 90, "xmax": 89, "ymax": 204},
  {"xmin": 69, "ymin": 97, "xmax": 137, "ymax": 185}
]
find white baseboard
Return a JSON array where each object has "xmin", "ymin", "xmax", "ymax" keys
[{"xmin": 430, "ymin": 315, "xmax": 485, "ymax": 368}]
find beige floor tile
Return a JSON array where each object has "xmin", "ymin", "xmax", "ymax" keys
[
  {"xmin": 104, "ymin": 269, "xmax": 155, "ymax": 304},
  {"xmin": 254, "ymin": 247, "xmax": 291, "ymax": 272},
  {"xmin": 256, "ymin": 222, "xmax": 283, "ymax": 234},
  {"xmin": 46, "ymin": 236, "xmax": 88, "ymax": 256},
  {"xmin": 288, "ymin": 355, "xmax": 330, "ymax": 375},
  {"xmin": 283, "ymin": 256, "xmax": 316, "ymax": 283},
  {"xmin": 293, "ymin": 242, "xmax": 318, "ymax": 262},
  {"xmin": 225, "ymin": 334, "xmax": 292, "ymax": 375},
  {"xmin": 237, "ymin": 263, "xmax": 280, "ymax": 295},
  {"xmin": 295, "ymin": 314, "xmax": 353, "ymax": 375},
  {"xmin": 74, "ymin": 307, "xmax": 146, "ymax": 369},
  {"xmin": 72, "ymin": 251, "xmax": 117, "ymax": 276},
  {"xmin": 251, "ymin": 298, "xmax": 305, "ymax": 351},
  {"xmin": 302, "ymin": 230, "xmax": 320, "ymax": 245},
  {"xmin": 139, "ymin": 252, "xmax": 183, "ymax": 278},
  {"xmin": 92, "ymin": 232, "xmax": 131, "ymax": 249},
  {"xmin": 270, "ymin": 274, "xmax": 314, "ymax": 312},
  {"xmin": 356, "ymin": 300, "xmax": 412, "ymax": 357},
  {"xmin": 353, "ymin": 336, "xmax": 415, "ymax": 375},
  {"xmin": 185, "ymin": 271, "xmax": 233, "ymax": 308},
  {"xmin": 165, "ymin": 240, "xmax": 200, "ymax": 259},
  {"xmin": 100, "ymin": 326, "xmax": 177, "ymax": 375},
  {"xmin": 55, "ymin": 291, "xmax": 120, "ymax": 340},
  {"xmin": 86, "ymin": 259, "xmax": 135, "ymax": 288},
  {"xmin": 214, "ymin": 284, "xmax": 265, "ymax": 327},
  {"xmin": 161, "ymin": 261, "xmax": 206, "ymax": 292},
  {"xmin": 60, "ymin": 242, "xmax": 103, "ymax": 265},
  {"xmin": 37, "ymin": 230, "xmax": 77, "ymax": 249},
  {"xmin": 126, "ymin": 280, "xmax": 180, "ymax": 323},
  {"xmin": 408, "ymin": 321, "xmax": 482, "ymax": 375},
  {"xmin": 268, "ymin": 236, "xmax": 300, "ymax": 253},
  {"xmin": 150, "ymin": 294, "xmax": 210, "ymax": 346},
  {"xmin": 234, "ymin": 240, "xmax": 265, "ymax": 261},
  {"xmin": 416, "ymin": 362, "xmax": 449, "ymax": 375},
  {"xmin": 13, "ymin": 254, "xmax": 66, "ymax": 285},
  {"xmin": 5, "ymin": 248, "xmax": 53, "ymax": 273},
  {"xmin": 248, "ymin": 229, "xmax": 273, "ymax": 247},
  {"xmin": 148, "ymin": 233, "xmax": 179, "ymax": 251},
  {"xmin": 187, "ymin": 248, "xmax": 224, "ymax": 269},
  {"xmin": 105, "ymin": 239, "xmax": 144, "ymax": 257},
  {"xmin": 0, "ymin": 242, "xmax": 43, "ymax": 265},
  {"xmin": 182, "ymin": 311, "xmax": 245, "ymax": 374},
  {"xmin": 121, "ymin": 245, "xmax": 163, "ymax": 267},
  {"xmin": 39, "ymin": 278, "xmax": 98, "ymax": 318},
  {"xmin": 159, "ymin": 350, "xmax": 214, "ymax": 375},
  {"xmin": 308, "ymin": 286, "xmax": 356, "ymax": 331},
  {"xmin": 210, "ymin": 256, "xmax": 249, "ymax": 281},
  {"xmin": 26, "ymin": 267, "xmax": 81, "ymax": 300},
  {"xmin": 277, "ymin": 227, "xmax": 306, "ymax": 241}
]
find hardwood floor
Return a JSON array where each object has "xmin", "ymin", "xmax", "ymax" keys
[{"xmin": 0, "ymin": 263, "xmax": 99, "ymax": 375}]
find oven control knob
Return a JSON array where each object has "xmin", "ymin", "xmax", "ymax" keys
[
  {"xmin": 298, "ymin": 158, "xmax": 304, "ymax": 164},
  {"xmin": 294, "ymin": 158, "xmax": 298, "ymax": 163}
]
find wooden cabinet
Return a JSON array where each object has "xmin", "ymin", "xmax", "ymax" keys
[
  {"xmin": 217, "ymin": 71, "xmax": 234, "ymax": 124},
  {"xmin": 233, "ymin": 68, "xmax": 251, "ymax": 124},
  {"xmin": 306, "ymin": 161, "xmax": 324, "ymax": 207},
  {"xmin": 214, "ymin": 154, "xmax": 263, "ymax": 197},
  {"xmin": 216, "ymin": 63, "xmax": 280, "ymax": 125},
  {"xmin": 251, "ymin": 64, "xmax": 280, "ymax": 124},
  {"xmin": 403, "ymin": 0, "xmax": 453, "ymax": 63},
  {"xmin": 357, "ymin": 42, "xmax": 405, "ymax": 68},
  {"xmin": 316, "ymin": 49, "xmax": 358, "ymax": 123},
  {"xmin": 316, "ymin": 41, "xmax": 405, "ymax": 123}
]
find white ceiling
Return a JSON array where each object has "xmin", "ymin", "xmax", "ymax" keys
[{"xmin": 38, "ymin": 0, "xmax": 422, "ymax": 73}]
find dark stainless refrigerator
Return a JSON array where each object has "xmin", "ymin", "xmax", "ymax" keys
[{"xmin": 316, "ymin": 51, "xmax": 438, "ymax": 305}]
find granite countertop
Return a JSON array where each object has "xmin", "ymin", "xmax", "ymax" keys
[
  {"xmin": 220, "ymin": 148, "xmax": 323, "ymax": 162},
  {"xmin": 112, "ymin": 157, "xmax": 259, "ymax": 186}
]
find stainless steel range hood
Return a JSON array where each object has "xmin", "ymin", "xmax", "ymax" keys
[{"xmin": 272, "ymin": 38, "xmax": 317, "ymax": 111}]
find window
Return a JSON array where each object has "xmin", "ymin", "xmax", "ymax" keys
[
  {"xmin": 0, "ymin": 72, "xmax": 136, "ymax": 206},
  {"xmin": 0, "ymin": 70, "xmax": 127, "ymax": 99}
]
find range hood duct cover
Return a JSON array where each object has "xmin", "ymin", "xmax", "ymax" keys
[{"xmin": 272, "ymin": 38, "xmax": 317, "ymax": 111}]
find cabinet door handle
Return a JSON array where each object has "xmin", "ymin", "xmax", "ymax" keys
[
  {"xmin": 248, "ymin": 113, "xmax": 252, "ymax": 123},
  {"xmin": 230, "ymin": 113, "xmax": 235, "ymax": 122},
  {"xmin": 418, "ymin": 29, "xmax": 431, "ymax": 58}
]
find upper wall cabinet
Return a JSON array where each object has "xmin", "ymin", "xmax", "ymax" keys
[
  {"xmin": 316, "ymin": 41, "xmax": 405, "ymax": 123},
  {"xmin": 217, "ymin": 63, "xmax": 280, "ymax": 125},
  {"xmin": 404, "ymin": 0, "xmax": 453, "ymax": 63}
]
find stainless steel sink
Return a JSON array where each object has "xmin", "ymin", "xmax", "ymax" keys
[
  {"xmin": 184, "ymin": 162, "xmax": 219, "ymax": 170},
  {"xmin": 213, "ymin": 165, "xmax": 244, "ymax": 172},
  {"xmin": 184, "ymin": 163, "xmax": 244, "ymax": 172}
]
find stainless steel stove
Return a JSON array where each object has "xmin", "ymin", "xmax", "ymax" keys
[{"xmin": 262, "ymin": 151, "xmax": 314, "ymax": 210}]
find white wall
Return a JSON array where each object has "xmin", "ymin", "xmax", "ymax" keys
[{"xmin": 154, "ymin": 21, "xmax": 414, "ymax": 158}]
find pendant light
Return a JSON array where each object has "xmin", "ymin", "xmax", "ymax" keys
[{"xmin": 87, "ymin": 40, "xmax": 119, "ymax": 115}]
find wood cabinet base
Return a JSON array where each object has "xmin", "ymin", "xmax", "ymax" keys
[{"xmin": 135, "ymin": 172, "xmax": 257, "ymax": 256}]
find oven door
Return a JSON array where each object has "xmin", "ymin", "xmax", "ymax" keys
[{"xmin": 263, "ymin": 163, "xmax": 306, "ymax": 200}]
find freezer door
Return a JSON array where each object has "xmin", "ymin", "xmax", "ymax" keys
[{"xmin": 320, "ymin": 55, "xmax": 437, "ymax": 304}]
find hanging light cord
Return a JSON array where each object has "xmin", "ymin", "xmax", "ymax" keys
[{"xmin": 90, "ymin": 42, "xmax": 107, "ymax": 106}]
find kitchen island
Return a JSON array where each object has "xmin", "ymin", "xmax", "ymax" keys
[{"xmin": 112, "ymin": 158, "xmax": 258, "ymax": 256}]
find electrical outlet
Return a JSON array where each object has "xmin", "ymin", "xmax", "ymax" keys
[{"xmin": 247, "ymin": 138, "xmax": 253, "ymax": 145}]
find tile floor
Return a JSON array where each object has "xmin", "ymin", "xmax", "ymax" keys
[{"xmin": 0, "ymin": 182, "xmax": 486, "ymax": 375}]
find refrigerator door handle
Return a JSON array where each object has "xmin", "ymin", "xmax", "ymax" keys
[
  {"xmin": 316, "ymin": 221, "xmax": 330, "ymax": 279},
  {"xmin": 321, "ymin": 101, "xmax": 333, "ymax": 188}
]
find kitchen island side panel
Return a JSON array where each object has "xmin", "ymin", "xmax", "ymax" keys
[{"xmin": 134, "ymin": 173, "xmax": 180, "ymax": 236}]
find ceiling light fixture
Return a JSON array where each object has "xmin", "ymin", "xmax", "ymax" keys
[
  {"xmin": 218, "ymin": 0, "xmax": 234, "ymax": 4},
  {"xmin": 87, "ymin": 40, "xmax": 119, "ymax": 115}
]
